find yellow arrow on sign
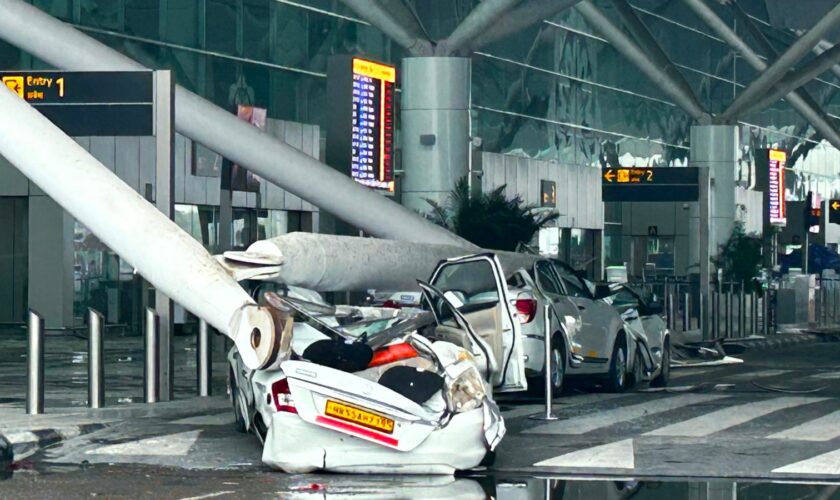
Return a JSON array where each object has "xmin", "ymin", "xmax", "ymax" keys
[
  {"xmin": 832, "ymin": 201, "xmax": 840, "ymax": 211},
  {"xmin": 604, "ymin": 169, "xmax": 615, "ymax": 182}
]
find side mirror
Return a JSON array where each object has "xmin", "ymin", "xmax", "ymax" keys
[{"xmin": 594, "ymin": 284, "xmax": 613, "ymax": 300}]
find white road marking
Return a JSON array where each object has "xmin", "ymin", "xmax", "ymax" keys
[
  {"xmin": 768, "ymin": 409, "xmax": 840, "ymax": 441},
  {"xmin": 534, "ymin": 439, "xmax": 635, "ymax": 469},
  {"xmin": 809, "ymin": 372, "xmax": 840, "ymax": 380},
  {"xmin": 725, "ymin": 369, "xmax": 792, "ymax": 381},
  {"xmin": 772, "ymin": 448, "xmax": 840, "ymax": 475},
  {"xmin": 171, "ymin": 413, "xmax": 235, "ymax": 426},
  {"xmin": 501, "ymin": 393, "xmax": 628, "ymax": 419},
  {"xmin": 86, "ymin": 430, "xmax": 201, "ymax": 456},
  {"xmin": 179, "ymin": 492, "xmax": 235, "ymax": 500},
  {"xmin": 525, "ymin": 394, "xmax": 727, "ymax": 435},
  {"xmin": 646, "ymin": 397, "xmax": 827, "ymax": 437},
  {"xmin": 671, "ymin": 368, "xmax": 715, "ymax": 379}
]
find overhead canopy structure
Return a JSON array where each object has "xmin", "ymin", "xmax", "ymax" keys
[{"xmin": 0, "ymin": 0, "xmax": 474, "ymax": 250}]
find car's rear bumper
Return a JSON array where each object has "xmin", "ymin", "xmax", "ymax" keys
[{"xmin": 262, "ymin": 407, "xmax": 489, "ymax": 474}]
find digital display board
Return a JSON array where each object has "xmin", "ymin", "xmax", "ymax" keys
[
  {"xmin": 1, "ymin": 71, "xmax": 153, "ymax": 136},
  {"xmin": 768, "ymin": 149, "xmax": 787, "ymax": 226},
  {"xmin": 601, "ymin": 167, "xmax": 699, "ymax": 202},
  {"xmin": 830, "ymin": 199, "xmax": 840, "ymax": 225},
  {"xmin": 326, "ymin": 56, "xmax": 396, "ymax": 193}
]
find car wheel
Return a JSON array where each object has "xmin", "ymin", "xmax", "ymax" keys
[
  {"xmin": 605, "ymin": 337, "xmax": 628, "ymax": 393},
  {"xmin": 650, "ymin": 338, "xmax": 671, "ymax": 388},
  {"xmin": 527, "ymin": 334, "xmax": 565, "ymax": 397},
  {"xmin": 229, "ymin": 366, "xmax": 247, "ymax": 433},
  {"xmin": 631, "ymin": 347, "xmax": 644, "ymax": 388}
]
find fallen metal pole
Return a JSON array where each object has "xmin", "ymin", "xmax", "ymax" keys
[
  {"xmin": 530, "ymin": 305, "xmax": 558, "ymax": 421},
  {"xmin": 0, "ymin": 0, "xmax": 472, "ymax": 249},
  {"xmin": 26, "ymin": 310, "xmax": 44, "ymax": 415},
  {"xmin": 145, "ymin": 308, "xmax": 160, "ymax": 404},
  {"xmin": 88, "ymin": 308, "xmax": 105, "ymax": 409},
  {"xmin": 197, "ymin": 319, "xmax": 212, "ymax": 397}
]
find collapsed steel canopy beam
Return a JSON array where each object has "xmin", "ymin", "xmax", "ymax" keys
[
  {"xmin": 742, "ymin": 43, "xmax": 840, "ymax": 118},
  {"xmin": 609, "ymin": 0, "xmax": 702, "ymax": 118},
  {"xmin": 463, "ymin": 0, "xmax": 583, "ymax": 54},
  {"xmin": 0, "ymin": 84, "xmax": 277, "ymax": 371},
  {"xmin": 339, "ymin": 0, "xmax": 433, "ymax": 56},
  {"xmin": 576, "ymin": 0, "xmax": 712, "ymax": 123},
  {"xmin": 683, "ymin": 0, "xmax": 840, "ymax": 150},
  {"xmin": 0, "ymin": 0, "xmax": 473, "ymax": 249},
  {"xmin": 719, "ymin": 0, "xmax": 840, "ymax": 122},
  {"xmin": 435, "ymin": 0, "xmax": 522, "ymax": 56}
]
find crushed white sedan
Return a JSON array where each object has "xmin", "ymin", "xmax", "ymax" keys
[{"xmin": 227, "ymin": 289, "xmax": 505, "ymax": 474}]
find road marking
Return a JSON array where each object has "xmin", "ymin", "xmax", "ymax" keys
[
  {"xmin": 772, "ymin": 447, "xmax": 840, "ymax": 475},
  {"xmin": 501, "ymin": 393, "xmax": 629, "ymax": 419},
  {"xmin": 534, "ymin": 439, "xmax": 635, "ymax": 469},
  {"xmin": 809, "ymin": 372, "xmax": 840, "ymax": 380},
  {"xmin": 179, "ymin": 492, "xmax": 235, "ymax": 500},
  {"xmin": 671, "ymin": 368, "xmax": 716, "ymax": 379},
  {"xmin": 171, "ymin": 413, "xmax": 235, "ymax": 426},
  {"xmin": 646, "ymin": 397, "xmax": 827, "ymax": 437},
  {"xmin": 768, "ymin": 409, "xmax": 840, "ymax": 441},
  {"xmin": 525, "ymin": 394, "xmax": 727, "ymax": 435},
  {"xmin": 86, "ymin": 430, "xmax": 201, "ymax": 456},
  {"xmin": 725, "ymin": 369, "xmax": 792, "ymax": 381}
]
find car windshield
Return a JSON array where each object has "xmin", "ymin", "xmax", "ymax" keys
[{"xmin": 265, "ymin": 293, "xmax": 434, "ymax": 349}]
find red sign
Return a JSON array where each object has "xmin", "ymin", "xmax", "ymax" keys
[{"xmin": 768, "ymin": 149, "xmax": 786, "ymax": 226}]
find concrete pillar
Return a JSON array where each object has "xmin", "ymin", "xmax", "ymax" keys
[
  {"xmin": 400, "ymin": 57, "xmax": 471, "ymax": 212},
  {"xmin": 27, "ymin": 195, "xmax": 74, "ymax": 329},
  {"xmin": 689, "ymin": 125, "xmax": 737, "ymax": 265}
]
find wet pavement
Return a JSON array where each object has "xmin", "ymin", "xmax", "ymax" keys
[{"xmin": 1, "ymin": 332, "xmax": 839, "ymax": 497}]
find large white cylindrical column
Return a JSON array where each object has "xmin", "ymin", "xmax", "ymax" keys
[
  {"xmin": 689, "ymin": 125, "xmax": 738, "ymax": 266},
  {"xmin": 401, "ymin": 57, "xmax": 471, "ymax": 213}
]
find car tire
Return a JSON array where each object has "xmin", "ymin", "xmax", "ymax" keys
[
  {"xmin": 229, "ymin": 366, "xmax": 248, "ymax": 433},
  {"xmin": 631, "ymin": 347, "xmax": 644, "ymax": 388},
  {"xmin": 605, "ymin": 336, "xmax": 628, "ymax": 393},
  {"xmin": 650, "ymin": 338, "xmax": 671, "ymax": 388},
  {"xmin": 527, "ymin": 334, "xmax": 565, "ymax": 397}
]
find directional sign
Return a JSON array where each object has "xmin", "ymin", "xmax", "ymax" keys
[
  {"xmin": 602, "ymin": 167, "xmax": 699, "ymax": 202},
  {"xmin": 0, "ymin": 71, "xmax": 153, "ymax": 136},
  {"xmin": 830, "ymin": 199, "xmax": 840, "ymax": 225}
]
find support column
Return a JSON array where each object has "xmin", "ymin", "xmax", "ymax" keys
[
  {"xmin": 27, "ymin": 195, "xmax": 74, "ymax": 329},
  {"xmin": 689, "ymin": 125, "xmax": 737, "ymax": 264},
  {"xmin": 401, "ymin": 57, "xmax": 471, "ymax": 212}
]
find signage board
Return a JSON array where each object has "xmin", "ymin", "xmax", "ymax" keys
[
  {"xmin": 830, "ymin": 199, "xmax": 840, "ymax": 225},
  {"xmin": 1, "ymin": 71, "xmax": 153, "ymax": 136},
  {"xmin": 540, "ymin": 180, "xmax": 556, "ymax": 207},
  {"xmin": 768, "ymin": 149, "xmax": 787, "ymax": 226},
  {"xmin": 325, "ymin": 56, "xmax": 396, "ymax": 193},
  {"xmin": 601, "ymin": 167, "xmax": 699, "ymax": 202}
]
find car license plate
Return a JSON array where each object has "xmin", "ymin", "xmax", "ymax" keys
[{"xmin": 324, "ymin": 400, "xmax": 395, "ymax": 434}]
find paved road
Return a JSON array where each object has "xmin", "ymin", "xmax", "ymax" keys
[{"xmin": 10, "ymin": 341, "xmax": 840, "ymax": 485}]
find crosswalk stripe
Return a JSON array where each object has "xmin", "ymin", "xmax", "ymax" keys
[
  {"xmin": 724, "ymin": 369, "xmax": 791, "ymax": 381},
  {"xmin": 534, "ymin": 439, "xmax": 635, "ymax": 469},
  {"xmin": 767, "ymin": 409, "xmax": 840, "ymax": 442},
  {"xmin": 525, "ymin": 394, "xmax": 727, "ymax": 435},
  {"xmin": 501, "ymin": 393, "xmax": 629, "ymax": 419},
  {"xmin": 86, "ymin": 430, "xmax": 201, "ymax": 456},
  {"xmin": 645, "ymin": 397, "xmax": 827, "ymax": 437},
  {"xmin": 772, "ymin": 448, "xmax": 840, "ymax": 475}
]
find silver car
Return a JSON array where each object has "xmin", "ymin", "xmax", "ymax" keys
[{"xmin": 428, "ymin": 254, "xmax": 667, "ymax": 394}]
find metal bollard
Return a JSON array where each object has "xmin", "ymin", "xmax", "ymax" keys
[
  {"xmin": 738, "ymin": 285, "xmax": 746, "ymax": 338},
  {"xmin": 714, "ymin": 288, "xmax": 721, "ymax": 338},
  {"xmin": 530, "ymin": 305, "xmax": 558, "ymax": 421},
  {"xmin": 751, "ymin": 292, "xmax": 758, "ymax": 335},
  {"xmin": 27, "ymin": 310, "xmax": 44, "ymax": 415},
  {"xmin": 88, "ymin": 309, "xmax": 105, "ymax": 409},
  {"xmin": 197, "ymin": 319, "xmax": 212, "ymax": 397},
  {"xmin": 667, "ymin": 291, "xmax": 675, "ymax": 331},
  {"xmin": 726, "ymin": 287, "xmax": 734, "ymax": 338},
  {"xmin": 763, "ymin": 293, "xmax": 770, "ymax": 336},
  {"xmin": 145, "ymin": 308, "xmax": 160, "ymax": 403},
  {"xmin": 699, "ymin": 293, "xmax": 706, "ymax": 339},
  {"xmin": 682, "ymin": 293, "xmax": 691, "ymax": 331}
]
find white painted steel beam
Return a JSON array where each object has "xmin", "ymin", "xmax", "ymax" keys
[
  {"xmin": 0, "ymin": 84, "xmax": 276, "ymax": 371},
  {"xmin": 436, "ymin": 0, "xmax": 521, "ymax": 56},
  {"xmin": 0, "ymin": 0, "xmax": 471, "ymax": 249},
  {"xmin": 339, "ymin": 0, "xmax": 432, "ymax": 56},
  {"xmin": 465, "ymin": 0, "xmax": 582, "ymax": 54}
]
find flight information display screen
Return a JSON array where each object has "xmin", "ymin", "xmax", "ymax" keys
[
  {"xmin": 351, "ymin": 58, "xmax": 395, "ymax": 191},
  {"xmin": 768, "ymin": 149, "xmax": 786, "ymax": 226}
]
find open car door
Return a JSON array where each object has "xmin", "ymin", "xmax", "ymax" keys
[{"xmin": 428, "ymin": 253, "xmax": 527, "ymax": 392}]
